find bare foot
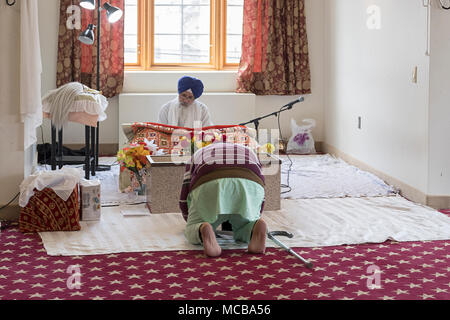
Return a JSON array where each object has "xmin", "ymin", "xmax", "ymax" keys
[
  {"xmin": 200, "ymin": 223, "xmax": 222, "ymax": 257},
  {"xmin": 248, "ymin": 218, "xmax": 267, "ymax": 254}
]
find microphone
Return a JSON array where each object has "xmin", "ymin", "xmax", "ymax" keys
[{"xmin": 282, "ymin": 96, "xmax": 305, "ymax": 109}]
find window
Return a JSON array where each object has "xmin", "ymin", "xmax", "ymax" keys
[
  {"xmin": 124, "ymin": 0, "xmax": 140, "ymax": 65},
  {"xmin": 124, "ymin": 0, "xmax": 243, "ymax": 70}
]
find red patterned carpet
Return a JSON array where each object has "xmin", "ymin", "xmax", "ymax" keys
[{"xmin": 0, "ymin": 224, "xmax": 449, "ymax": 301}]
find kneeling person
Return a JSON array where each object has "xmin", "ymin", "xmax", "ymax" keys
[{"xmin": 179, "ymin": 142, "xmax": 267, "ymax": 257}]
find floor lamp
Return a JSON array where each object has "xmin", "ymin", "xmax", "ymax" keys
[{"xmin": 78, "ymin": 0, "xmax": 123, "ymax": 171}]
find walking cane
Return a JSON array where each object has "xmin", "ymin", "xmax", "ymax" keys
[{"xmin": 268, "ymin": 231, "xmax": 314, "ymax": 270}]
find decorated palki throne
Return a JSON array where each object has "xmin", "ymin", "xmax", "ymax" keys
[{"xmin": 118, "ymin": 122, "xmax": 281, "ymax": 213}]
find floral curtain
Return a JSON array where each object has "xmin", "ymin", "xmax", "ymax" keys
[
  {"xmin": 236, "ymin": 0, "xmax": 311, "ymax": 95},
  {"xmin": 56, "ymin": 0, "xmax": 124, "ymax": 98}
]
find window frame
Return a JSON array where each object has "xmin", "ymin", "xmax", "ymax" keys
[{"xmin": 125, "ymin": 0, "xmax": 240, "ymax": 71}]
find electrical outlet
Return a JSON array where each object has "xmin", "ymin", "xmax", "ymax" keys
[{"xmin": 358, "ymin": 116, "xmax": 362, "ymax": 129}]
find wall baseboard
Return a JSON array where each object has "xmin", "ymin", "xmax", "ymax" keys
[
  {"xmin": 315, "ymin": 141, "xmax": 323, "ymax": 153},
  {"xmin": 322, "ymin": 143, "xmax": 450, "ymax": 210},
  {"xmin": 426, "ymin": 196, "xmax": 450, "ymax": 211}
]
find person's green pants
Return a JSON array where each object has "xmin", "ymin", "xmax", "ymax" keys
[{"xmin": 185, "ymin": 178, "xmax": 265, "ymax": 245}]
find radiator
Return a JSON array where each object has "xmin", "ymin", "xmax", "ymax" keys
[{"xmin": 118, "ymin": 92, "xmax": 256, "ymax": 146}]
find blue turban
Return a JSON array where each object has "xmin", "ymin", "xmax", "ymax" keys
[{"xmin": 178, "ymin": 76, "xmax": 204, "ymax": 99}]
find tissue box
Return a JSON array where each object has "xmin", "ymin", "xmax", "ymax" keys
[
  {"xmin": 19, "ymin": 186, "xmax": 81, "ymax": 233},
  {"xmin": 80, "ymin": 179, "xmax": 101, "ymax": 221}
]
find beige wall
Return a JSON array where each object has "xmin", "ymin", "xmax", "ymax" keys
[{"xmin": 0, "ymin": 2, "xmax": 25, "ymax": 215}]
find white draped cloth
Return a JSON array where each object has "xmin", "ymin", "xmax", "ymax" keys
[
  {"xmin": 19, "ymin": 167, "xmax": 84, "ymax": 208},
  {"xmin": 158, "ymin": 97, "xmax": 213, "ymax": 128},
  {"xmin": 20, "ymin": 0, "xmax": 42, "ymax": 149}
]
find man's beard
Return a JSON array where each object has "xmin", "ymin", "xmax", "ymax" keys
[{"xmin": 179, "ymin": 100, "xmax": 193, "ymax": 107}]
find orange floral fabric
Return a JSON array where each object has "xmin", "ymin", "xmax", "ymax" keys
[
  {"xmin": 19, "ymin": 187, "xmax": 81, "ymax": 233},
  {"xmin": 129, "ymin": 122, "xmax": 190, "ymax": 154},
  {"xmin": 237, "ymin": 0, "xmax": 311, "ymax": 95},
  {"xmin": 56, "ymin": 0, "xmax": 124, "ymax": 98}
]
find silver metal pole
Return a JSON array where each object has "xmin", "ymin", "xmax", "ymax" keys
[{"xmin": 267, "ymin": 231, "xmax": 314, "ymax": 270}]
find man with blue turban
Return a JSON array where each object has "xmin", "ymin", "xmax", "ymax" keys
[{"xmin": 158, "ymin": 76, "xmax": 213, "ymax": 128}]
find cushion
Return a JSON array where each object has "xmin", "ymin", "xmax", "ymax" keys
[
  {"xmin": 19, "ymin": 186, "xmax": 81, "ymax": 233},
  {"xmin": 122, "ymin": 122, "xmax": 258, "ymax": 153},
  {"xmin": 128, "ymin": 122, "xmax": 191, "ymax": 154}
]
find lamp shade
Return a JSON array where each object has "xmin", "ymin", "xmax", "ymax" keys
[
  {"xmin": 103, "ymin": 2, "xmax": 123, "ymax": 23},
  {"xmin": 78, "ymin": 24, "xmax": 95, "ymax": 45},
  {"xmin": 80, "ymin": 0, "xmax": 95, "ymax": 10}
]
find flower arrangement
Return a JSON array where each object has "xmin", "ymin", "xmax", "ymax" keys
[{"xmin": 117, "ymin": 139, "xmax": 162, "ymax": 195}]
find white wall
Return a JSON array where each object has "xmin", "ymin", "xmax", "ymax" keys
[
  {"xmin": 324, "ymin": 0, "xmax": 430, "ymax": 194},
  {"xmin": 38, "ymin": 0, "xmax": 325, "ymax": 146}
]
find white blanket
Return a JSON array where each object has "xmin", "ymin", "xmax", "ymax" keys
[
  {"xmin": 39, "ymin": 196, "xmax": 450, "ymax": 256},
  {"xmin": 19, "ymin": 167, "xmax": 84, "ymax": 207}
]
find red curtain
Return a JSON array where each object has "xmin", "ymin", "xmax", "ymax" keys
[
  {"xmin": 237, "ymin": 0, "xmax": 311, "ymax": 95},
  {"xmin": 56, "ymin": 0, "xmax": 124, "ymax": 98}
]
